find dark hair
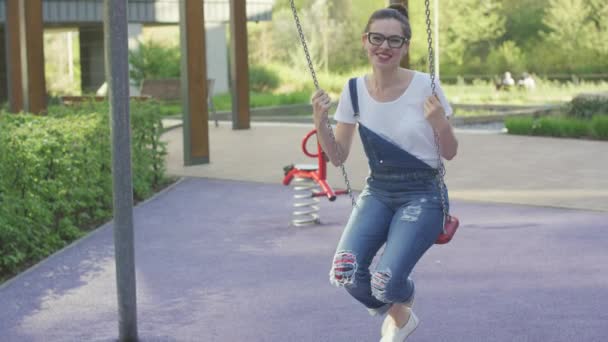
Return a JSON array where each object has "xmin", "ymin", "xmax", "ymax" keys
[{"xmin": 364, "ymin": 4, "xmax": 411, "ymax": 40}]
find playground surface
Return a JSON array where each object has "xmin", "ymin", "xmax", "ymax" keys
[{"xmin": 1, "ymin": 121, "xmax": 607, "ymax": 341}]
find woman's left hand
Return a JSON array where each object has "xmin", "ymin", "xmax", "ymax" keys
[{"xmin": 424, "ymin": 95, "xmax": 447, "ymax": 128}]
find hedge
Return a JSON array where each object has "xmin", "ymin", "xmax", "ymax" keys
[
  {"xmin": 506, "ymin": 94, "xmax": 608, "ymax": 139},
  {"xmin": 0, "ymin": 101, "xmax": 168, "ymax": 280},
  {"xmin": 505, "ymin": 115, "xmax": 608, "ymax": 140},
  {"xmin": 568, "ymin": 93, "xmax": 608, "ymax": 119}
]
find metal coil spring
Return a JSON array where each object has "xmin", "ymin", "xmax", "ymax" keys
[{"xmin": 291, "ymin": 176, "xmax": 320, "ymax": 226}]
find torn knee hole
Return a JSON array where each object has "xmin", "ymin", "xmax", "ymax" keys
[
  {"xmin": 371, "ymin": 270, "xmax": 392, "ymax": 301},
  {"xmin": 330, "ymin": 251, "xmax": 357, "ymax": 287}
]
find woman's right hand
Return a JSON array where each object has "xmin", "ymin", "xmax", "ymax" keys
[{"xmin": 311, "ymin": 89, "xmax": 332, "ymax": 125}]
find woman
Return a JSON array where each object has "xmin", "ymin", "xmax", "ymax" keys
[{"xmin": 311, "ymin": 4, "xmax": 458, "ymax": 342}]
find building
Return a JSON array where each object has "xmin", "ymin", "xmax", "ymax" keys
[{"xmin": 0, "ymin": 0, "xmax": 275, "ymax": 100}]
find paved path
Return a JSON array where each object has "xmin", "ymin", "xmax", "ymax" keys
[
  {"xmin": 1, "ymin": 178, "xmax": 607, "ymax": 341},
  {"xmin": 163, "ymin": 121, "xmax": 608, "ymax": 212}
]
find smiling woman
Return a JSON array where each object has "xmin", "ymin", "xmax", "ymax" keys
[{"xmin": 289, "ymin": 2, "xmax": 460, "ymax": 341}]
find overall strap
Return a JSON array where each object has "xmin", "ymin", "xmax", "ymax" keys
[{"xmin": 348, "ymin": 77, "xmax": 359, "ymax": 118}]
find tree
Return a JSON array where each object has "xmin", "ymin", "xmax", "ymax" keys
[
  {"xmin": 500, "ymin": 0, "xmax": 549, "ymax": 47},
  {"xmin": 128, "ymin": 40, "xmax": 180, "ymax": 84},
  {"xmin": 251, "ymin": 0, "xmax": 385, "ymax": 73},
  {"xmin": 406, "ymin": 0, "xmax": 505, "ymax": 75},
  {"xmin": 541, "ymin": 0, "xmax": 604, "ymax": 73}
]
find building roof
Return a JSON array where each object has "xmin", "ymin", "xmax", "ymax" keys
[{"xmin": 0, "ymin": 0, "xmax": 275, "ymax": 25}]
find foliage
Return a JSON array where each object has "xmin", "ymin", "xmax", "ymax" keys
[
  {"xmin": 557, "ymin": 117, "xmax": 590, "ymax": 137},
  {"xmin": 421, "ymin": 0, "xmax": 505, "ymax": 75},
  {"xmin": 249, "ymin": 0, "xmax": 385, "ymax": 73},
  {"xmin": 249, "ymin": 91, "xmax": 311, "ymax": 108},
  {"xmin": 44, "ymin": 31, "xmax": 81, "ymax": 95},
  {"xmin": 504, "ymin": 116, "xmax": 535, "ymax": 135},
  {"xmin": 0, "ymin": 101, "xmax": 168, "ymax": 279},
  {"xmin": 590, "ymin": 115, "xmax": 608, "ymax": 139},
  {"xmin": 258, "ymin": 0, "xmax": 608, "ymax": 78},
  {"xmin": 249, "ymin": 65, "xmax": 280, "ymax": 92},
  {"xmin": 128, "ymin": 40, "xmax": 181, "ymax": 85},
  {"xmin": 500, "ymin": 0, "xmax": 548, "ymax": 47},
  {"xmin": 505, "ymin": 114, "xmax": 608, "ymax": 139},
  {"xmin": 486, "ymin": 41, "xmax": 526, "ymax": 75},
  {"xmin": 540, "ymin": 0, "xmax": 608, "ymax": 74},
  {"xmin": 568, "ymin": 94, "xmax": 608, "ymax": 119}
]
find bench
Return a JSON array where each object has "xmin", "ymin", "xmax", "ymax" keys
[
  {"xmin": 140, "ymin": 78, "xmax": 218, "ymax": 127},
  {"xmin": 60, "ymin": 95, "xmax": 151, "ymax": 105}
]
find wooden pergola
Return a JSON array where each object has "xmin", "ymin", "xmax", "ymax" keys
[
  {"xmin": 5, "ymin": 0, "xmax": 46, "ymax": 114},
  {"xmin": 4, "ymin": 0, "xmax": 252, "ymax": 166},
  {"xmin": 180, "ymin": 0, "xmax": 251, "ymax": 166}
]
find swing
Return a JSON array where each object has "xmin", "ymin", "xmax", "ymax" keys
[{"xmin": 289, "ymin": 0, "xmax": 459, "ymax": 244}]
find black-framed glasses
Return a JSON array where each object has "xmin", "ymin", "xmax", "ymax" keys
[{"xmin": 366, "ymin": 32, "xmax": 408, "ymax": 48}]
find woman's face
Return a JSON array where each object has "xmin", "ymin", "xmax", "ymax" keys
[{"xmin": 362, "ymin": 18, "xmax": 409, "ymax": 70}]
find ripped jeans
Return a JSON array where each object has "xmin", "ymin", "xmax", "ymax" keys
[{"xmin": 329, "ymin": 170, "xmax": 447, "ymax": 316}]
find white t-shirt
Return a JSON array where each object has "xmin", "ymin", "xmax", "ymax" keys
[{"xmin": 333, "ymin": 71, "xmax": 453, "ymax": 168}]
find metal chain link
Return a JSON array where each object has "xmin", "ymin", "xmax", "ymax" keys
[
  {"xmin": 425, "ymin": 0, "xmax": 450, "ymax": 229},
  {"xmin": 289, "ymin": 0, "xmax": 357, "ymax": 208}
]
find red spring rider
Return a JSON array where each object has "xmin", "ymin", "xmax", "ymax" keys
[{"xmin": 282, "ymin": 129, "xmax": 349, "ymax": 201}]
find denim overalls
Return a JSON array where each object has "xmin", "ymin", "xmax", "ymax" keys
[{"xmin": 329, "ymin": 78, "xmax": 449, "ymax": 316}]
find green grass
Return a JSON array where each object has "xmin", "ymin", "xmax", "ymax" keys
[
  {"xmin": 156, "ymin": 91, "xmax": 313, "ymax": 117},
  {"xmin": 443, "ymin": 79, "xmax": 608, "ymax": 105},
  {"xmin": 452, "ymin": 109, "xmax": 503, "ymax": 117},
  {"xmin": 138, "ymin": 62, "xmax": 608, "ymax": 118}
]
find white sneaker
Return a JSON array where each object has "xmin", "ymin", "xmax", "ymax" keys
[
  {"xmin": 387, "ymin": 310, "xmax": 419, "ymax": 342},
  {"xmin": 380, "ymin": 289, "xmax": 415, "ymax": 339},
  {"xmin": 381, "ymin": 314, "xmax": 391, "ymax": 339}
]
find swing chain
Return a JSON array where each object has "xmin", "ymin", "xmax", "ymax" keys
[
  {"xmin": 425, "ymin": 0, "xmax": 450, "ymax": 226},
  {"xmin": 290, "ymin": 0, "xmax": 357, "ymax": 208}
]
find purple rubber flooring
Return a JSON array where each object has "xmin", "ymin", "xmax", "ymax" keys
[{"xmin": 1, "ymin": 177, "xmax": 607, "ymax": 342}]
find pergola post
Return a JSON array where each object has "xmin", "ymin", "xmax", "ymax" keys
[
  {"xmin": 18, "ymin": 0, "xmax": 46, "ymax": 114},
  {"xmin": 389, "ymin": 0, "xmax": 409, "ymax": 69},
  {"xmin": 179, "ymin": 0, "xmax": 210, "ymax": 165},
  {"xmin": 229, "ymin": 0, "xmax": 250, "ymax": 130},
  {"xmin": 5, "ymin": 0, "xmax": 23, "ymax": 113}
]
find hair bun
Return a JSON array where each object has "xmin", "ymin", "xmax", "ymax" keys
[{"xmin": 388, "ymin": 4, "xmax": 409, "ymax": 19}]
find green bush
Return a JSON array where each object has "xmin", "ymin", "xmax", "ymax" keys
[
  {"xmin": 558, "ymin": 117, "xmax": 589, "ymax": 138},
  {"xmin": 531, "ymin": 117, "xmax": 565, "ymax": 137},
  {"xmin": 129, "ymin": 41, "xmax": 181, "ymax": 85},
  {"xmin": 249, "ymin": 65, "xmax": 280, "ymax": 92},
  {"xmin": 506, "ymin": 115, "xmax": 608, "ymax": 140},
  {"xmin": 505, "ymin": 116, "xmax": 534, "ymax": 135},
  {"xmin": 568, "ymin": 94, "xmax": 608, "ymax": 119},
  {"xmin": 590, "ymin": 115, "xmax": 608, "ymax": 140},
  {"xmin": 0, "ymin": 101, "xmax": 168, "ymax": 279}
]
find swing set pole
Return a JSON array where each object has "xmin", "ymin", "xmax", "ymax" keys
[
  {"xmin": 434, "ymin": 0, "xmax": 440, "ymax": 78},
  {"xmin": 104, "ymin": 0, "xmax": 139, "ymax": 340}
]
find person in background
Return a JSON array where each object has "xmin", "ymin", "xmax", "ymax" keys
[
  {"xmin": 501, "ymin": 71, "xmax": 515, "ymax": 90},
  {"xmin": 518, "ymin": 72, "xmax": 536, "ymax": 90}
]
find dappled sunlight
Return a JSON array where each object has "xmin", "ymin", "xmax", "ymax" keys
[{"xmin": 17, "ymin": 256, "xmax": 119, "ymax": 340}]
